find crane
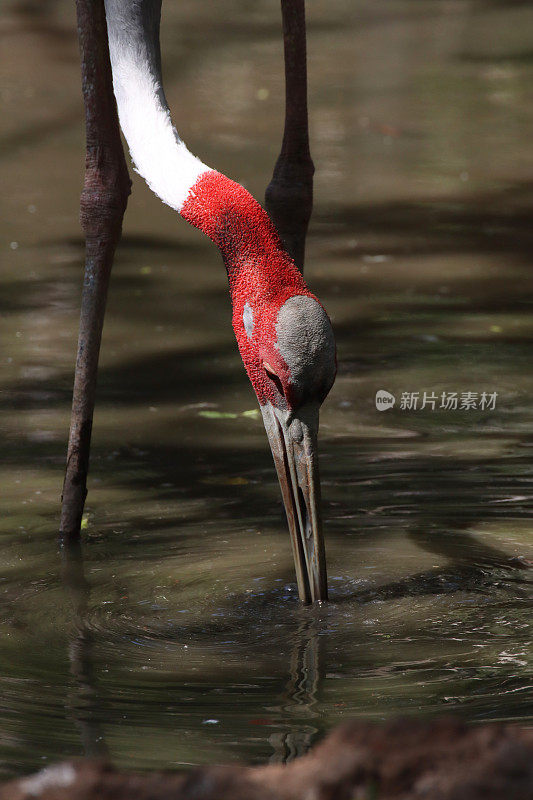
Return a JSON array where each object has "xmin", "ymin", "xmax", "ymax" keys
[{"xmin": 60, "ymin": 0, "xmax": 336, "ymax": 604}]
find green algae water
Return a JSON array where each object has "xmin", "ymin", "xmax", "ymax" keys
[{"xmin": 1, "ymin": 0, "xmax": 532, "ymax": 780}]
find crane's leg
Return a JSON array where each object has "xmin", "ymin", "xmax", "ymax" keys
[
  {"xmin": 60, "ymin": 0, "xmax": 130, "ymax": 542},
  {"xmin": 265, "ymin": 0, "xmax": 314, "ymax": 273}
]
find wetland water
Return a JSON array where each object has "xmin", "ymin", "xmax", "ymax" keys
[{"xmin": 2, "ymin": 0, "xmax": 533, "ymax": 780}]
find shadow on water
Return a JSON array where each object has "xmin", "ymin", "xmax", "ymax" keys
[
  {"xmin": 405, "ymin": 520, "xmax": 532, "ymax": 571},
  {"xmin": 352, "ymin": 525, "xmax": 532, "ymax": 606}
]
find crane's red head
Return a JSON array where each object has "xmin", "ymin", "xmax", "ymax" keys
[
  {"xmin": 182, "ymin": 171, "xmax": 336, "ymax": 603},
  {"xmin": 232, "ymin": 292, "xmax": 336, "ymax": 412}
]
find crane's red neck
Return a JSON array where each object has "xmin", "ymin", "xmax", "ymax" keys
[
  {"xmin": 181, "ymin": 171, "xmax": 306, "ymax": 295},
  {"xmin": 181, "ymin": 171, "xmax": 316, "ymax": 406}
]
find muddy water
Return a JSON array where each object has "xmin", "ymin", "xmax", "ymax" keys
[{"xmin": 1, "ymin": 0, "xmax": 533, "ymax": 780}]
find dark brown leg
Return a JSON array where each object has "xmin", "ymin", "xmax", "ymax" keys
[
  {"xmin": 265, "ymin": 0, "xmax": 314, "ymax": 273},
  {"xmin": 60, "ymin": 0, "xmax": 130, "ymax": 542}
]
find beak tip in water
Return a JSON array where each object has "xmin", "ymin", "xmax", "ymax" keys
[{"xmin": 260, "ymin": 402, "xmax": 328, "ymax": 604}]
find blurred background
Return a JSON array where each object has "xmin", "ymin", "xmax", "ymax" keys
[{"xmin": 1, "ymin": 0, "xmax": 533, "ymax": 781}]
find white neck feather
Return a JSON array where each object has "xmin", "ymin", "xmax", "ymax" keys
[{"xmin": 105, "ymin": 1, "xmax": 212, "ymax": 211}]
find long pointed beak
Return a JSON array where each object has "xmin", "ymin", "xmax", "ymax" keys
[{"xmin": 261, "ymin": 402, "xmax": 327, "ymax": 603}]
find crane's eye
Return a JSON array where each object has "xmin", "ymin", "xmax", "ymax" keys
[{"xmin": 263, "ymin": 362, "xmax": 285, "ymax": 397}]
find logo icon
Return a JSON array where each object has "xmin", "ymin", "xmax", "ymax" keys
[{"xmin": 375, "ymin": 390, "xmax": 396, "ymax": 411}]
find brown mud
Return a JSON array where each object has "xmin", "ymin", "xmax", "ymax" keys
[{"xmin": 2, "ymin": 719, "xmax": 533, "ymax": 800}]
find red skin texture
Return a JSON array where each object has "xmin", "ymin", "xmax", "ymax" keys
[{"xmin": 181, "ymin": 171, "xmax": 318, "ymax": 408}]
